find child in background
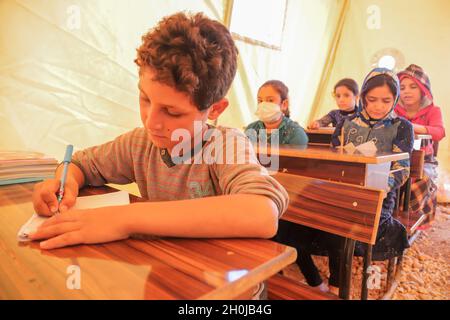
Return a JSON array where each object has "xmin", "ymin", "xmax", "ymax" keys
[
  {"xmin": 245, "ymin": 80, "xmax": 308, "ymax": 146},
  {"xmin": 30, "ymin": 12, "xmax": 289, "ymax": 252},
  {"xmin": 278, "ymin": 69, "xmax": 413, "ymax": 294},
  {"xmin": 395, "ymin": 64, "xmax": 446, "ymax": 216},
  {"xmin": 308, "ymin": 78, "xmax": 359, "ymax": 129}
]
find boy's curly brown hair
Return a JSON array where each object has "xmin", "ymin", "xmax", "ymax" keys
[{"xmin": 135, "ymin": 12, "xmax": 238, "ymax": 111}]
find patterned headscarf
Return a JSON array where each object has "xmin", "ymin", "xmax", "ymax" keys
[
  {"xmin": 397, "ymin": 64, "xmax": 433, "ymax": 109},
  {"xmin": 359, "ymin": 68, "xmax": 401, "ymax": 123}
]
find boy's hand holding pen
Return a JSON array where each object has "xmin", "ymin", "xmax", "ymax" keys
[{"xmin": 32, "ymin": 145, "xmax": 79, "ymax": 217}]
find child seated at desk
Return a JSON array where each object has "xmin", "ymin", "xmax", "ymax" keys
[
  {"xmin": 30, "ymin": 12, "xmax": 289, "ymax": 252},
  {"xmin": 245, "ymin": 80, "xmax": 308, "ymax": 146},
  {"xmin": 308, "ymin": 78, "xmax": 359, "ymax": 129},
  {"xmin": 277, "ymin": 68, "xmax": 414, "ymax": 294},
  {"xmin": 395, "ymin": 64, "xmax": 446, "ymax": 216}
]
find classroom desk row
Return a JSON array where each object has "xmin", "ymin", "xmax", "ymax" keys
[
  {"xmin": 256, "ymin": 144, "xmax": 409, "ymax": 191},
  {"xmin": 305, "ymin": 128, "xmax": 433, "ymax": 151},
  {"xmin": 0, "ymin": 183, "xmax": 296, "ymax": 300},
  {"xmin": 0, "ymin": 145, "xmax": 410, "ymax": 300},
  {"xmin": 255, "ymin": 144, "xmax": 410, "ymax": 299}
]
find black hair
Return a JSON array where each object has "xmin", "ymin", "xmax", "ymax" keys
[
  {"xmin": 361, "ymin": 74, "xmax": 398, "ymax": 106},
  {"xmin": 334, "ymin": 78, "xmax": 359, "ymax": 96}
]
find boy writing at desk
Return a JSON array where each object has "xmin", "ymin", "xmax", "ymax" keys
[{"xmin": 30, "ymin": 12, "xmax": 289, "ymax": 250}]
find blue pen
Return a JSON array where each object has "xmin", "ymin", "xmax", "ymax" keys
[{"xmin": 56, "ymin": 145, "xmax": 74, "ymax": 213}]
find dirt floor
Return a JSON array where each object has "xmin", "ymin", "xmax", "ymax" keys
[{"xmin": 281, "ymin": 205, "xmax": 450, "ymax": 300}]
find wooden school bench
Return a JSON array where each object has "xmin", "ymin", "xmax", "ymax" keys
[
  {"xmin": 0, "ymin": 183, "xmax": 296, "ymax": 300},
  {"xmin": 396, "ymin": 149, "xmax": 427, "ymax": 237},
  {"xmin": 255, "ymin": 145, "xmax": 409, "ymax": 300},
  {"xmin": 380, "ymin": 149, "xmax": 428, "ymax": 299},
  {"xmin": 305, "ymin": 131, "xmax": 432, "ymax": 150},
  {"xmin": 266, "ymin": 173, "xmax": 385, "ymax": 300},
  {"xmin": 305, "ymin": 128, "xmax": 334, "ymax": 146},
  {"xmin": 256, "ymin": 144, "xmax": 409, "ymax": 191},
  {"xmin": 413, "ymin": 134, "xmax": 433, "ymax": 151}
]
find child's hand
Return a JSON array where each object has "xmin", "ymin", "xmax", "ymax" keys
[
  {"xmin": 28, "ymin": 206, "xmax": 130, "ymax": 249},
  {"xmin": 308, "ymin": 121, "xmax": 320, "ymax": 129},
  {"xmin": 32, "ymin": 177, "xmax": 79, "ymax": 216}
]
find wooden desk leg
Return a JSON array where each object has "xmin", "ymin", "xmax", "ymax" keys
[
  {"xmin": 361, "ymin": 244, "xmax": 373, "ymax": 300},
  {"xmin": 387, "ymin": 257, "xmax": 396, "ymax": 290},
  {"xmin": 339, "ymin": 238, "xmax": 355, "ymax": 300},
  {"xmin": 403, "ymin": 178, "xmax": 412, "ymax": 212}
]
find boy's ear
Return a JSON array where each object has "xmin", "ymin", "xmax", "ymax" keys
[{"xmin": 207, "ymin": 98, "xmax": 229, "ymax": 121}]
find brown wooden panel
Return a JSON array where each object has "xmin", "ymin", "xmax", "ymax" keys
[
  {"xmin": 410, "ymin": 150, "xmax": 425, "ymax": 179},
  {"xmin": 0, "ymin": 183, "xmax": 296, "ymax": 299},
  {"xmin": 256, "ymin": 144, "xmax": 409, "ymax": 164},
  {"xmin": 273, "ymin": 172, "xmax": 384, "ymax": 244},
  {"xmin": 306, "ymin": 132, "xmax": 332, "ymax": 145},
  {"xmin": 276, "ymin": 156, "xmax": 367, "ymax": 186},
  {"xmin": 267, "ymin": 274, "xmax": 339, "ymax": 300}
]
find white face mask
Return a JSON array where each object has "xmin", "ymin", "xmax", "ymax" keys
[{"xmin": 255, "ymin": 101, "xmax": 283, "ymax": 123}]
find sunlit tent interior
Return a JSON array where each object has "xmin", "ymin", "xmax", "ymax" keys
[{"xmin": 0, "ymin": 0, "xmax": 449, "ymax": 300}]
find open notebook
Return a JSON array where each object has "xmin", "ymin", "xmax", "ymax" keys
[{"xmin": 17, "ymin": 190, "xmax": 130, "ymax": 242}]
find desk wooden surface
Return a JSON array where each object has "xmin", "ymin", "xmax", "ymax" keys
[
  {"xmin": 305, "ymin": 128, "xmax": 334, "ymax": 145},
  {"xmin": 413, "ymin": 134, "xmax": 433, "ymax": 150},
  {"xmin": 305, "ymin": 128, "xmax": 335, "ymax": 134},
  {"xmin": 257, "ymin": 145, "xmax": 409, "ymax": 164},
  {"xmin": 256, "ymin": 145, "xmax": 408, "ymax": 190},
  {"xmin": 414, "ymin": 134, "xmax": 432, "ymax": 140},
  {"xmin": 0, "ymin": 183, "xmax": 296, "ymax": 300}
]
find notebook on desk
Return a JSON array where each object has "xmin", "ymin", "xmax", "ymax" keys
[
  {"xmin": 17, "ymin": 190, "xmax": 130, "ymax": 242},
  {"xmin": 0, "ymin": 151, "xmax": 58, "ymax": 186}
]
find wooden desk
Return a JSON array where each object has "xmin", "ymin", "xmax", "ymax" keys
[
  {"xmin": 413, "ymin": 134, "xmax": 433, "ymax": 150},
  {"xmin": 305, "ymin": 128, "xmax": 334, "ymax": 146},
  {"xmin": 256, "ymin": 145, "xmax": 409, "ymax": 191},
  {"xmin": 0, "ymin": 183, "xmax": 296, "ymax": 300}
]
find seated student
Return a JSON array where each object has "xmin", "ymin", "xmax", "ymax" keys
[
  {"xmin": 245, "ymin": 80, "xmax": 308, "ymax": 146},
  {"xmin": 276, "ymin": 68, "xmax": 414, "ymax": 294},
  {"xmin": 308, "ymin": 78, "xmax": 359, "ymax": 129},
  {"xmin": 395, "ymin": 64, "xmax": 446, "ymax": 215},
  {"xmin": 30, "ymin": 12, "xmax": 289, "ymax": 252}
]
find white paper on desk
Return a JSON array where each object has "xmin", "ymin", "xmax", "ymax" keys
[
  {"xmin": 343, "ymin": 142, "xmax": 356, "ymax": 153},
  {"xmin": 17, "ymin": 190, "xmax": 130, "ymax": 242},
  {"xmin": 355, "ymin": 140, "xmax": 378, "ymax": 156}
]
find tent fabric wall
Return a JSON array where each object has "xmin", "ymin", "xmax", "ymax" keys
[
  {"xmin": 0, "ymin": 0, "xmax": 344, "ymax": 161},
  {"xmin": 313, "ymin": 0, "xmax": 450, "ymax": 151},
  {"xmin": 1, "ymin": 0, "xmax": 448, "ymax": 161},
  {"xmin": 0, "ymin": 0, "xmax": 224, "ymax": 158},
  {"xmin": 220, "ymin": 0, "xmax": 345, "ymax": 129}
]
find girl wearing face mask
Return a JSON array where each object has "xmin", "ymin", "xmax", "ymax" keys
[
  {"xmin": 245, "ymin": 80, "xmax": 308, "ymax": 146},
  {"xmin": 308, "ymin": 78, "xmax": 359, "ymax": 129},
  {"xmin": 395, "ymin": 64, "xmax": 445, "ymax": 217},
  {"xmin": 275, "ymin": 69, "xmax": 414, "ymax": 295}
]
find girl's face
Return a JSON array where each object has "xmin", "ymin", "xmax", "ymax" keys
[
  {"xmin": 257, "ymin": 85, "xmax": 288, "ymax": 115},
  {"xmin": 334, "ymin": 86, "xmax": 357, "ymax": 111},
  {"xmin": 364, "ymin": 84, "xmax": 395, "ymax": 120},
  {"xmin": 400, "ymin": 77, "xmax": 422, "ymax": 108}
]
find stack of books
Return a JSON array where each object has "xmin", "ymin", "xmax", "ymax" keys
[{"xmin": 0, "ymin": 151, "xmax": 58, "ymax": 186}]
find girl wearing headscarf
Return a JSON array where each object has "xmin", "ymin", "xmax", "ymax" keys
[
  {"xmin": 395, "ymin": 64, "xmax": 445, "ymax": 216},
  {"xmin": 275, "ymin": 68, "xmax": 414, "ymax": 295},
  {"xmin": 331, "ymin": 68, "xmax": 414, "ymax": 260}
]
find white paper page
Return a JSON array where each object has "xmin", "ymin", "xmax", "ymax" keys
[
  {"xmin": 355, "ymin": 140, "xmax": 378, "ymax": 156},
  {"xmin": 17, "ymin": 190, "xmax": 130, "ymax": 242}
]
